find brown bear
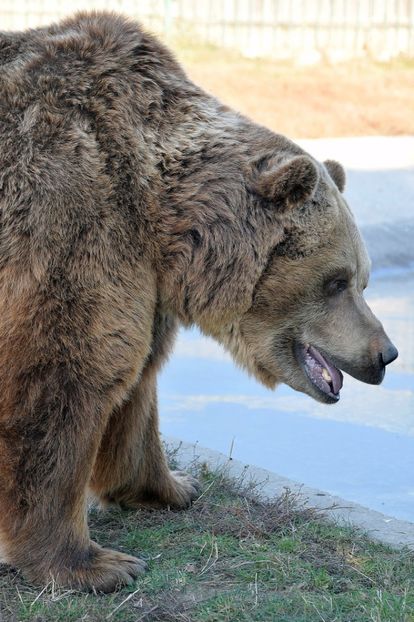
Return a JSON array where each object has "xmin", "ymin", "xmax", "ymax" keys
[{"xmin": 0, "ymin": 12, "xmax": 398, "ymax": 591}]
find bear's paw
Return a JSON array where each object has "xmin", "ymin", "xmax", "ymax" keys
[{"xmin": 57, "ymin": 545, "xmax": 147, "ymax": 593}]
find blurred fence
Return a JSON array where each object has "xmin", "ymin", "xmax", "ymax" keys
[{"xmin": 1, "ymin": 0, "xmax": 414, "ymax": 62}]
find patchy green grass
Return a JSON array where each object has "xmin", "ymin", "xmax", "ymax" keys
[{"xmin": 0, "ymin": 459, "xmax": 413, "ymax": 622}]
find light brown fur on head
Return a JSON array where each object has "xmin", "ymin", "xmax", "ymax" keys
[{"xmin": 0, "ymin": 11, "xmax": 397, "ymax": 591}]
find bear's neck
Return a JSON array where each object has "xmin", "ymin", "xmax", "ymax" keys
[{"xmin": 154, "ymin": 90, "xmax": 285, "ymax": 330}]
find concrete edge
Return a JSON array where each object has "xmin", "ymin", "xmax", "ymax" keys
[{"xmin": 165, "ymin": 436, "xmax": 414, "ymax": 551}]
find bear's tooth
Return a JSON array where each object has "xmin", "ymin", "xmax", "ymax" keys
[{"xmin": 322, "ymin": 368, "xmax": 332, "ymax": 382}]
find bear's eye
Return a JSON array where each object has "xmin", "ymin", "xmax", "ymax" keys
[{"xmin": 325, "ymin": 278, "xmax": 348, "ymax": 296}]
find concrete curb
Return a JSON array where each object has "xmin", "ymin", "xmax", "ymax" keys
[{"xmin": 165, "ymin": 436, "xmax": 414, "ymax": 551}]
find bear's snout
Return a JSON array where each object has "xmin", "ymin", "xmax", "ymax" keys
[
  {"xmin": 334, "ymin": 332, "xmax": 398, "ymax": 387},
  {"xmin": 362, "ymin": 334, "xmax": 399, "ymax": 385}
]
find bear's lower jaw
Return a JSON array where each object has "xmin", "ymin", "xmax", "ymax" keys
[{"xmin": 295, "ymin": 342, "xmax": 343, "ymax": 403}]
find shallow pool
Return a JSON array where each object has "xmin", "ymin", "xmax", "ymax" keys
[{"xmin": 159, "ymin": 271, "xmax": 414, "ymax": 522}]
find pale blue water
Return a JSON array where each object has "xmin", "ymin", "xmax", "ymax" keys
[{"xmin": 159, "ymin": 270, "xmax": 414, "ymax": 522}]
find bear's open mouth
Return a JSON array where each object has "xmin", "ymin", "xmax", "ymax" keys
[{"xmin": 298, "ymin": 344, "xmax": 343, "ymax": 401}]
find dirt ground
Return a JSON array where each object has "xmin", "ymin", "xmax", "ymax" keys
[{"xmin": 173, "ymin": 44, "xmax": 414, "ymax": 138}]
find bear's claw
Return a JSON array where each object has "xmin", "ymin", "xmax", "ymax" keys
[{"xmin": 169, "ymin": 470, "xmax": 201, "ymax": 507}]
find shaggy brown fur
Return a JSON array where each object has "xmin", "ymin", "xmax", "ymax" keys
[{"xmin": 0, "ymin": 12, "xmax": 397, "ymax": 591}]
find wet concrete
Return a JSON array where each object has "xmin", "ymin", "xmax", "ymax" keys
[{"xmin": 165, "ymin": 437, "xmax": 414, "ymax": 550}]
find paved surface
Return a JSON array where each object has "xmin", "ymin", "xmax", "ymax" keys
[{"xmin": 166, "ymin": 437, "xmax": 414, "ymax": 550}]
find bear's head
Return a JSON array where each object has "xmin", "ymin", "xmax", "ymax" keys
[{"xmin": 205, "ymin": 153, "xmax": 398, "ymax": 404}]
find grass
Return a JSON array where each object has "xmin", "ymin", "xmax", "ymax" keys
[
  {"xmin": 167, "ymin": 36, "xmax": 414, "ymax": 138},
  {"xmin": 0, "ymin": 455, "xmax": 413, "ymax": 622}
]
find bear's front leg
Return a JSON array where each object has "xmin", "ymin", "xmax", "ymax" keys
[
  {"xmin": 91, "ymin": 364, "xmax": 200, "ymax": 510},
  {"xmin": 0, "ymin": 365, "xmax": 149, "ymax": 592},
  {"xmin": 0, "ymin": 270, "xmax": 157, "ymax": 591}
]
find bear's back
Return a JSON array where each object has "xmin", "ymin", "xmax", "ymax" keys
[{"xmin": 0, "ymin": 13, "xmax": 182, "ymax": 275}]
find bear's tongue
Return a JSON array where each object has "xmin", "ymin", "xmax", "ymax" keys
[{"xmin": 304, "ymin": 345, "xmax": 343, "ymax": 396}]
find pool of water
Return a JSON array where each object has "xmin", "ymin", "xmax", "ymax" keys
[{"xmin": 159, "ymin": 271, "xmax": 414, "ymax": 522}]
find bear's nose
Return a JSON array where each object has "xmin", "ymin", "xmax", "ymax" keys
[{"xmin": 380, "ymin": 343, "xmax": 398, "ymax": 367}]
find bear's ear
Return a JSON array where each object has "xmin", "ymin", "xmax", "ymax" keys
[
  {"xmin": 324, "ymin": 159, "xmax": 346, "ymax": 192},
  {"xmin": 256, "ymin": 155, "xmax": 319, "ymax": 210}
]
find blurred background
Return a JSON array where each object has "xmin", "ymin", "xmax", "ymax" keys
[{"xmin": 2, "ymin": 1, "xmax": 414, "ymax": 521}]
